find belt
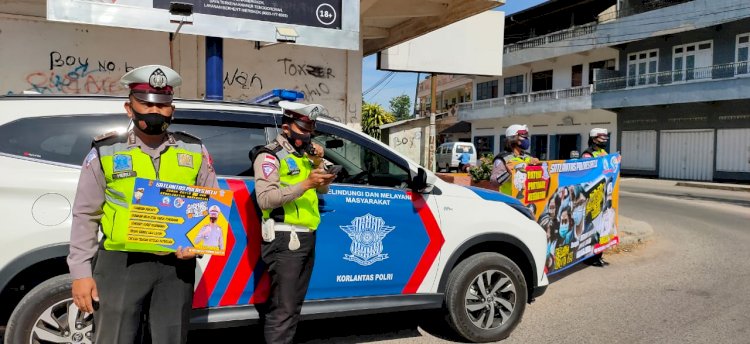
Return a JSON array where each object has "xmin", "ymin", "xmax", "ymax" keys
[{"xmin": 274, "ymin": 223, "xmax": 314, "ymax": 233}]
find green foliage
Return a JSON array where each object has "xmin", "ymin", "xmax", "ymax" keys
[
  {"xmin": 469, "ymin": 153, "xmax": 496, "ymax": 183},
  {"xmin": 361, "ymin": 102, "xmax": 396, "ymax": 140},
  {"xmin": 389, "ymin": 94, "xmax": 411, "ymax": 121}
]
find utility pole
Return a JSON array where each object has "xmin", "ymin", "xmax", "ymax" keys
[{"xmin": 427, "ymin": 73, "xmax": 437, "ymax": 172}]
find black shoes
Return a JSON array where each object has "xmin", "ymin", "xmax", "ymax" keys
[{"xmin": 589, "ymin": 256, "xmax": 609, "ymax": 267}]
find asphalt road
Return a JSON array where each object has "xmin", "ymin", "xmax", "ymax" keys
[{"xmin": 190, "ymin": 178, "xmax": 750, "ymax": 343}]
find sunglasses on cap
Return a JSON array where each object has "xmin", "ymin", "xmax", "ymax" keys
[{"xmin": 516, "ymin": 130, "xmax": 529, "ymax": 137}]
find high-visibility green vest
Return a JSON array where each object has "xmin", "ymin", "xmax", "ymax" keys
[
  {"xmin": 97, "ymin": 132, "xmax": 202, "ymax": 252},
  {"xmin": 499, "ymin": 154, "xmax": 532, "ymax": 196},
  {"xmin": 262, "ymin": 151, "xmax": 321, "ymax": 230},
  {"xmin": 584, "ymin": 147, "xmax": 608, "ymax": 157}
]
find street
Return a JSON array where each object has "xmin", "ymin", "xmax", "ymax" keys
[{"xmin": 189, "ymin": 179, "xmax": 750, "ymax": 343}]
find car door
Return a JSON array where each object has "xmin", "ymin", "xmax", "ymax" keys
[
  {"xmin": 307, "ymin": 123, "xmax": 444, "ymax": 299},
  {"xmin": 169, "ymin": 109, "xmax": 275, "ymax": 309}
]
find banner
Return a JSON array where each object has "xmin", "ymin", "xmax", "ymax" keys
[
  {"xmin": 128, "ymin": 178, "xmax": 234, "ymax": 255},
  {"xmin": 508, "ymin": 154, "xmax": 621, "ymax": 275}
]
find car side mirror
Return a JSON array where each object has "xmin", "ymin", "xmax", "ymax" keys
[
  {"xmin": 411, "ymin": 167, "xmax": 428, "ymax": 192},
  {"xmin": 325, "ymin": 139, "xmax": 344, "ymax": 149}
]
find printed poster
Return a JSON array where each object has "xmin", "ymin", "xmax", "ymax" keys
[
  {"xmin": 127, "ymin": 178, "xmax": 233, "ymax": 255},
  {"xmin": 509, "ymin": 154, "xmax": 622, "ymax": 275}
]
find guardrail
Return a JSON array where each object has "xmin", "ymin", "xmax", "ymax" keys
[
  {"xmin": 457, "ymin": 85, "xmax": 593, "ymax": 112},
  {"xmin": 594, "ymin": 61, "xmax": 750, "ymax": 92}
]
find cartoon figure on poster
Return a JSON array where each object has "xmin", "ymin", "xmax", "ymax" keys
[{"xmin": 194, "ymin": 205, "xmax": 224, "ymax": 251}]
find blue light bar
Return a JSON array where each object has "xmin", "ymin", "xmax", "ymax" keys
[{"xmin": 249, "ymin": 89, "xmax": 305, "ymax": 105}]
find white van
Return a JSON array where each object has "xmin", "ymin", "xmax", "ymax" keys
[{"xmin": 437, "ymin": 141, "xmax": 477, "ymax": 172}]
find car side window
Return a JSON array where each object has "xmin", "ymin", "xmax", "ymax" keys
[
  {"xmin": 169, "ymin": 123, "xmax": 267, "ymax": 176},
  {"xmin": 0, "ymin": 114, "xmax": 126, "ymax": 165},
  {"xmin": 312, "ymin": 131, "xmax": 410, "ymax": 189}
]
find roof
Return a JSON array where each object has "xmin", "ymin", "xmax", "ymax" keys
[
  {"xmin": 505, "ymin": 0, "xmax": 616, "ymax": 45},
  {"xmin": 440, "ymin": 121, "xmax": 471, "ymax": 134}
]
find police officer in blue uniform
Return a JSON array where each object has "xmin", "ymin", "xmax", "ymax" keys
[{"xmin": 67, "ymin": 65, "xmax": 218, "ymax": 343}]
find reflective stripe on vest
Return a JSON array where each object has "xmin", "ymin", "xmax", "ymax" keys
[
  {"xmin": 99, "ymin": 140, "xmax": 202, "ymax": 252},
  {"xmin": 500, "ymin": 155, "xmax": 532, "ymax": 196},
  {"xmin": 262, "ymin": 153, "xmax": 321, "ymax": 230}
]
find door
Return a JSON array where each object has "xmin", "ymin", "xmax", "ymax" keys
[
  {"xmin": 621, "ymin": 130, "xmax": 657, "ymax": 171},
  {"xmin": 531, "ymin": 135, "xmax": 548, "ymax": 160},
  {"xmin": 556, "ymin": 134, "xmax": 581, "ymax": 160},
  {"xmin": 673, "ymin": 41, "xmax": 713, "ymax": 82},
  {"xmin": 659, "ymin": 130, "xmax": 714, "ymax": 181},
  {"xmin": 309, "ymin": 125, "xmax": 444, "ymax": 298}
]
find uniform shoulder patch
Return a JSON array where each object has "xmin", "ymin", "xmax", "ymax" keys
[
  {"xmin": 172, "ymin": 131, "xmax": 202, "ymax": 144},
  {"xmin": 93, "ymin": 131, "xmax": 119, "ymax": 142},
  {"xmin": 92, "ymin": 131, "xmax": 126, "ymax": 148}
]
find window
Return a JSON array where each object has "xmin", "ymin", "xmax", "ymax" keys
[
  {"xmin": 0, "ymin": 114, "xmax": 125, "ymax": 165},
  {"xmin": 169, "ymin": 122, "xmax": 267, "ymax": 177},
  {"xmin": 476, "ymin": 80, "xmax": 499, "ymax": 100},
  {"xmin": 588, "ymin": 59, "xmax": 616, "ymax": 85},
  {"xmin": 503, "ymin": 75, "xmax": 524, "ymax": 95},
  {"xmin": 312, "ymin": 131, "xmax": 410, "ymax": 188},
  {"xmin": 531, "ymin": 70, "xmax": 553, "ymax": 92},
  {"xmin": 473, "ymin": 135, "xmax": 495, "ymax": 156},
  {"xmin": 737, "ymin": 33, "xmax": 750, "ymax": 75},
  {"xmin": 673, "ymin": 40, "xmax": 713, "ymax": 82},
  {"xmin": 627, "ymin": 49, "xmax": 658, "ymax": 87},
  {"xmin": 571, "ymin": 65, "xmax": 583, "ymax": 87}
]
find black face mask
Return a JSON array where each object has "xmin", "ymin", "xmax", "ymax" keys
[
  {"xmin": 595, "ymin": 139, "xmax": 608, "ymax": 149},
  {"xmin": 131, "ymin": 106, "xmax": 172, "ymax": 135},
  {"xmin": 286, "ymin": 130, "xmax": 312, "ymax": 153}
]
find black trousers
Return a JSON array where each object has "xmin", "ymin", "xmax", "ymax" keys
[
  {"xmin": 260, "ymin": 231, "xmax": 316, "ymax": 344},
  {"xmin": 92, "ymin": 250, "xmax": 195, "ymax": 344}
]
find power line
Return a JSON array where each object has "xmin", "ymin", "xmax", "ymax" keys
[
  {"xmin": 366, "ymin": 73, "xmax": 397, "ymax": 103},
  {"xmin": 363, "ymin": 71, "xmax": 395, "ymax": 95}
]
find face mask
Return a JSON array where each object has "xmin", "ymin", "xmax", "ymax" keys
[
  {"xmin": 519, "ymin": 138, "xmax": 530, "ymax": 150},
  {"xmin": 606, "ymin": 200, "xmax": 612, "ymax": 209},
  {"xmin": 573, "ymin": 206, "xmax": 585, "ymax": 225},
  {"xmin": 210, "ymin": 217, "xmax": 217, "ymax": 223},
  {"xmin": 286, "ymin": 130, "xmax": 312, "ymax": 152},
  {"xmin": 559, "ymin": 223, "xmax": 570, "ymax": 239},
  {"xmin": 595, "ymin": 139, "xmax": 608, "ymax": 149},
  {"xmin": 131, "ymin": 106, "xmax": 171, "ymax": 135}
]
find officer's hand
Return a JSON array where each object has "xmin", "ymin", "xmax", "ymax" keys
[
  {"xmin": 176, "ymin": 246, "xmax": 196, "ymax": 260},
  {"xmin": 309, "ymin": 142, "xmax": 325, "ymax": 166},
  {"xmin": 303, "ymin": 169, "xmax": 334, "ymax": 190},
  {"xmin": 72, "ymin": 277, "xmax": 98, "ymax": 314},
  {"xmin": 530, "ymin": 158, "xmax": 541, "ymax": 165}
]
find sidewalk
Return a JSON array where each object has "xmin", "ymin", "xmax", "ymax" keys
[{"xmin": 674, "ymin": 180, "xmax": 750, "ymax": 192}]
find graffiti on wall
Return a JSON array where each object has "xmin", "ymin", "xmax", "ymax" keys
[{"xmin": 20, "ymin": 51, "xmax": 133, "ymax": 95}]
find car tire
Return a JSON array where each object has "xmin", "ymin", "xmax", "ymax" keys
[
  {"xmin": 5, "ymin": 274, "xmax": 95, "ymax": 344},
  {"xmin": 444, "ymin": 252, "xmax": 527, "ymax": 343}
]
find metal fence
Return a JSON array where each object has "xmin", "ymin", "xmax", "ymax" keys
[{"xmin": 594, "ymin": 61, "xmax": 750, "ymax": 92}]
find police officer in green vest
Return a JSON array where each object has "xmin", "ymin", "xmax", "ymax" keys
[
  {"xmin": 253, "ymin": 100, "xmax": 335, "ymax": 344},
  {"xmin": 67, "ymin": 65, "xmax": 218, "ymax": 343},
  {"xmin": 582, "ymin": 127, "xmax": 609, "ymax": 158},
  {"xmin": 582, "ymin": 127, "xmax": 611, "ymax": 267},
  {"xmin": 490, "ymin": 124, "xmax": 541, "ymax": 195}
]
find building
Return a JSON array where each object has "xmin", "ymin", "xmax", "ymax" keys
[
  {"xmin": 416, "ymin": 74, "xmax": 473, "ymax": 144},
  {"xmin": 459, "ymin": 0, "xmax": 749, "ymax": 181}
]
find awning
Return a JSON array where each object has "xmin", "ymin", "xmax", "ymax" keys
[{"xmin": 440, "ymin": 121, "xmax": 471, "ymax": 134}]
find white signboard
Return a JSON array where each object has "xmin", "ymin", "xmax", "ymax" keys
[
  {"xmin": 378, "ymin": 11, "xmax": 504, "ymax": 76},
  {"xmin": 47, "ymin": 0, "xmax": 359, "ymax": 50}
]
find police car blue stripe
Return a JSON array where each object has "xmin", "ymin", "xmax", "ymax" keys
[{"xmin": 207, "ymin": 179, "xmax": 249, "ymax": 306}]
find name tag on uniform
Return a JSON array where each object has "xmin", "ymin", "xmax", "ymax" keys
[
  {"xmin": 113, "ymin": 171, "xmax": 138, "ymax": 179},
  {"xmin": 285, "ymin": 157, "xmax": 300, "ymax": 175},
  {"xmin": 177, "ymin": 153, "xmax": 194, "ymax": 168}
]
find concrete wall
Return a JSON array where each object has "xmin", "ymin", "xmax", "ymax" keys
[
  {"xmin": 0, "ymin": 9, "xmax": 362, "ymax": 126},
  {"xmin": 383, "ymin": 118, "xmax": 429, "ymax": 166}
]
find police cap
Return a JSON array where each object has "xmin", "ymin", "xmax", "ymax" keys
[
  {"xmin": 278, "ymin": 100, "xmax": 327, "ymax": 132},
  {"xmin": 120, "ymin": 65, "xmax": 182, "ymax": 104}
]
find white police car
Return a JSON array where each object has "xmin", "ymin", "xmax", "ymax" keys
[{"xmin": 0, "ymin": 94, "xmax": 548, "ymax": 343}]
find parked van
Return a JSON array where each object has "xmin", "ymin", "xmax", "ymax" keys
[{"xmin": 437, "ymin": 141, "xmax": 477, "ymax": 172}]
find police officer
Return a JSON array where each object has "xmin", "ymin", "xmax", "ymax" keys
[
  {"xmin": 67, "ymin": 65, "xmax": 218, "ymax": 343},
  {"xmin": 490, "ymin": 124, "xmax": 541, "ymax": 195},
  {"xmin": 196, "ymin": 205, "xmax": 224, "ymax": 251},
  {"xmin": 582, "ymin": 128, "xmax": 610, "ymax": 267},
  {"xmin": 582, "ymin": 128, "xmax": 609, "ymax": 158},
  {"xmin": 253, "ymin": 100, "xmax": 335, "ymax": 344}
]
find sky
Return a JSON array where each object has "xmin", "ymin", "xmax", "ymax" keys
[{"xmin": 361, "ymin": 0, "xmax": 548, "ymax": 111}]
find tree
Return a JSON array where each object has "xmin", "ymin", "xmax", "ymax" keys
[
  {"xmin": 361, "ymin": 102, "xmax": 395, "ymax": 140},
  {"xmin": 389, "ymin": 94, "xmax": 411, "ymax": 121}
]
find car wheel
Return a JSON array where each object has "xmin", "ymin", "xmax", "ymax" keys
[
  {"xmin": 444, "ymin": 252, "xmax": 527, "ymax": 343},
  {"xmin": 5, "ymin": 274, "xmax": 95, "ymax": 344}
]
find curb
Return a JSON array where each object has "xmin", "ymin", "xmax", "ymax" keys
[
  {"xmin": 675, "ymin": 182, "xmax": 750, "ymax": 193},
  {"xmin": 617, "ymin": 215, "xmax": 654, "ymax": 246}
]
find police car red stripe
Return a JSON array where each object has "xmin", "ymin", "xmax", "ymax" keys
[{"xmin": 403, "ymin": 192, "xmax": 444, "ymax": 294}]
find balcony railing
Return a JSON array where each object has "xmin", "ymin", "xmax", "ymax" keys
[
  {"xmin": 504, "ymin": 22, "xmax": 598, "ymax": 54},
  {"xmin": 597, "ymin": 0, "xmax": 694, "ymax": 22},
  {"xmin": 458, "ymin": 85, "xmax": 593, "ymax": 112},
  {"xmin": 594, "ymin": 61, "xmax": 750, "ymax": 92}
]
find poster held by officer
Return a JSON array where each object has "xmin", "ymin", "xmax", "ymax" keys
[
  {"xmin": 508, "ymin": 154, "xmax": 621, "ymax": 275},
  {"xmin": 127, "ymin": 178, "xmax": 234, "ymax": 256}
]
